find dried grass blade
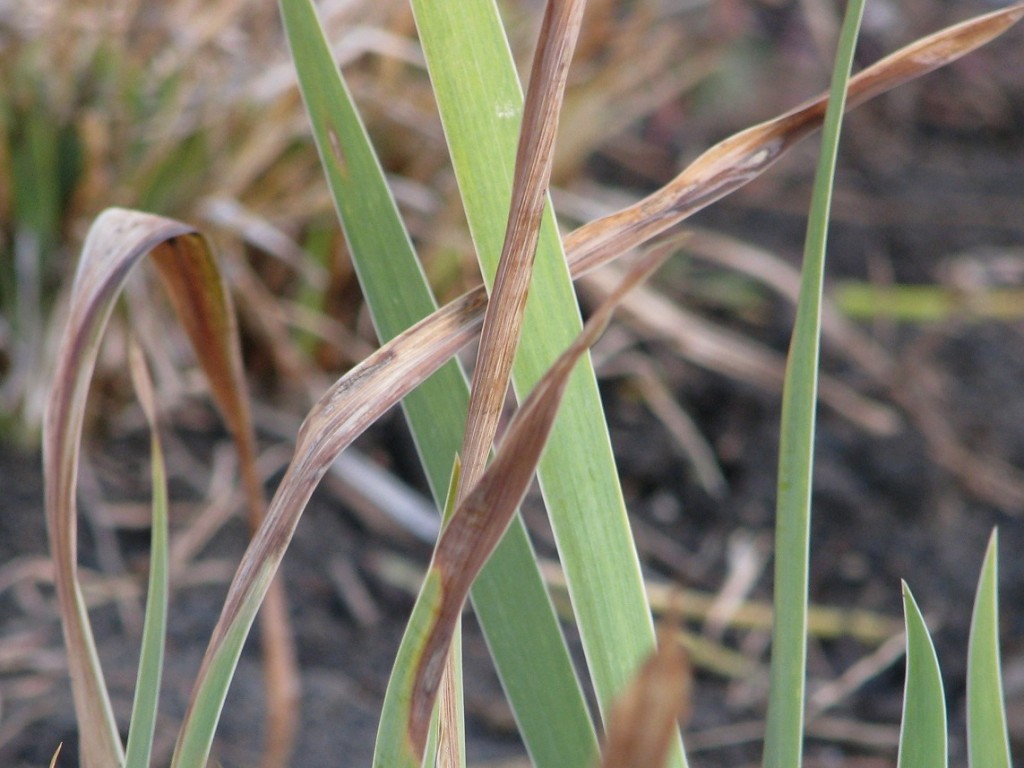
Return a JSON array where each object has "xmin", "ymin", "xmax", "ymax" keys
[
  {"xmin": 250, "ymin": 6, "xmax": 1022, "ymax": 469},
  {"xmin": 44, "ymin": 207, "xmax": 293, "ymax": 768},
  {"xmin": 563, "ymin": 2, "xmax": 1024, "ymax": 276},
  {"xmin": 459, "ymin": 0, "xmax": 587, "ymax": 496},
  {"xmin": 173, "ymin": 288, "xmax": 488, "ymax": 768},
  {"xmin": 44, "ymin": 208, "xmax": 193, "ymax": 768},
  {"xmin": 376, "ymin": 245, "xmax": 673, "ymax": 766},
  {"xmin": 278, "ymin": 1, "xmax": 596, "ymax": 764},
  {"xmin": 600, "ymin": 626, "xmax": 692, "ymax": 768},
  {"xmin": 150, "ymin": 216, "xmax": 299, "ymax": 768}
]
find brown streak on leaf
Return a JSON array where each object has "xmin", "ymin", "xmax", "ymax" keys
[
  {"xmin": 458, "ymin": 0, "xmax": 587, "ymax": 503},
  {"xmin": 327, "ymin": 124, "xmax": 347, "ymax": 178}
]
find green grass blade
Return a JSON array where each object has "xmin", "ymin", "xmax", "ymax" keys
[
  {"xmin": 967, "ymin": 529, "xmax": 1011, "ymax": 768},
  {"xmin": 898, "ymin": 583, "xmax": 948, "ymax": 768},
  {"xmin": 762, "ymin": 1, "xmax": 865, "ymax": 765},
  {"xmin": 278, "ymin": 2, "xmax": 597, "ymax": 766},
  {"xmin": 409, "ymin": 5, "xmax": 679, "ymax": 762},
  {"xmin": 123, "ymin": 343, "xmax": 169, "ymax": 768}
]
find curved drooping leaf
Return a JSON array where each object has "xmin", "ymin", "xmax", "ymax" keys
[
  {"xmin": 45, "ymin": 210, "xmax": 193, "ymax": 768},
  {"xmin": 374, "ymin": 246, "xmax": 675, "ymax": 768},
  {"xmin": 44, "ymin": 208, "xmax": 284, "ymax": 767}
]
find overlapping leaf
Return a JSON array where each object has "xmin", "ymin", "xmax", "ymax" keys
[
  {"xmin": 278, "ymin": 0, "xmax": 597, "ymax": 764},
  {"xmin": 38, "ymin": 7, "xmax": 1015, "ymax": 767},
  {"xmin": 377, "ymin": 245, "xmax": 676, "ymax": 767},
  {"xmin": 763, "ymin": 0, "xmax": 865, "ymax": 763},
  {"xmin": 43, "ymin": 208, "xmax": 295, "ymax": 768},
  {"xmin": 456, "ymin": 0, "xmax": 586, "ymax": 499}
]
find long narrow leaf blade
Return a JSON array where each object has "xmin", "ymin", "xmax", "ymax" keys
[
  {"xmin": 457, "ymin": 0, "xmax": 586, "ymax": 498},
  {"xmin": 565, "ymin": 3, "xmax": 1024, "ymax": 276},
  {"xmin": 44, "ymin": 209, "xmax": 194, "ymax": 768},
  {"xmin": 172, "ymin": 285, "xmax": 486, "ymax": 768},
  {"xmin": 124, "ymin": 342, "xmax": 169, "ymax": 768},
  {"xmin": 277, "ymin": 1, "xmax": 598, "ymax": 765},
  {"xmin": 376, "ymin": 247, "xmax": 674, "ymax": 767},
  {"xmin": 967, "ymin": 529, "xmax": 1011, "ymax": 768},
  {"xmin": 410, "ymin": 7, "xmax": 680, "ymax": 764},
  {"xmin": 762, "ymin": 0, "xmax": 864, "ymax": 765},
  {"xmin": 898, "ymin": 583, "xmax": 948, "ymax": 768}
]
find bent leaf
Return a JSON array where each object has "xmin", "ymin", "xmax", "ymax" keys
[
  {"xmin": 279, "ymin": 0, "xmax": 597, "ymax": 764},
  {"xmin": 44, "ymin": 207, "xmax": 287, "ymax": 768},
  {"xmin": 44, "ymin": 209, "xmax": 194, "ymax": 768},
  {"xmin": 377, "ymin": 245, "xmax": 674, "ymax": 767}
]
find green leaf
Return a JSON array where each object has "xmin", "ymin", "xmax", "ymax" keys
[
  {"xmin": 409, "ymin": 5, "xmax": 680, "ymax": 765},
  {"xmin": 123, "ymin": 343, "xmax": 169, "ymax": 768},
  {"xmin": 762, "ymin": 0, "xmax": 864, "ymax": 765},
  {"xmin": 898, "ymin": 583, "xmax": 948, "ymax": 768},
  {"xmin": 967, "ymin": 529, "xmax": 1011, "ymax": 768},
  {"xmin": 277, "ymin": 2, "xmax": 597, "ymax": 766}
]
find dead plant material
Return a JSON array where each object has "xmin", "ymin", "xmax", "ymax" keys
[
  {"xmin": 43, "ymin": 209, "xmax": 298, "ymax": 768},
  {"xmin": 600, "ymin": 621, "xmax": 692, "ymax": 768},
  {"xmin": 406, "ymin": 244, "xmax": 674, "ymax": 757},
  {"xmin": 458, "ymin": 0, "xmax": 587, "ymax": 499},
  {"xmin": 563, "ymin": 3, "xmax": 1024, "ymax": 275}
]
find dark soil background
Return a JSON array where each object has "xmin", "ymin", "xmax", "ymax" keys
[{"xmin": 2, "ymin": 0, "xmax": 1024, "ymax": 766}]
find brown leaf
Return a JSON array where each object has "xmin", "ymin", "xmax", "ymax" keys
[
  {"xmin": 459, "ymin": 0, "xmax": 588, "ymax": 502},
  {"xmin": 44, "ymin": 208, "xmax": 298, "ymax": 768},
  {"xmin": 406, "ymin": 244, "xmax": 674, "ymax": 755},
  {"xmin": 45, "ymin": 209, "xmax": 195, "ymax": 768},
  {"xmin": 600, "ymin": 627, "xmax": 692, "ymax": 768},
  {"xmin": 149, "ymin": 222, "xmax": 300, "ymax": 768},
  {"xmin": 563, "ymin": 2, "xmax": 1024, "ymax": 276}
]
